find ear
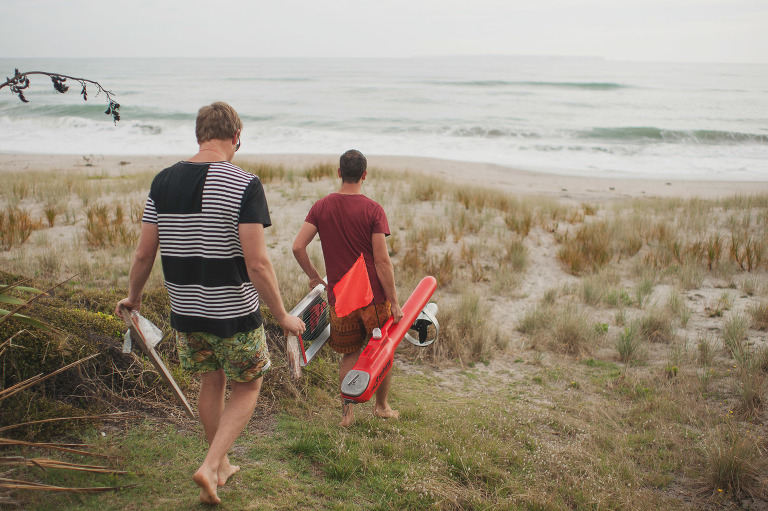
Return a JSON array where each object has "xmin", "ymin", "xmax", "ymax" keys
[
  {"xmin": 337, "ymin": 168, "xmax": 342, "ymax": 178},
  {"xmin": 361, "ymin": 171, "xmax": 367, "ymax": 182}
]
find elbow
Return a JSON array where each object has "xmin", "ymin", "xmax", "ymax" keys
[
  {"xmin": 374, "ymin": 258, "xmax": 393, "ymax": 274},
  {"xmin": 245, "ymin": 257, "xmax": 271, "ymax": 278},
  {"xmin": 134, "ymin": 249, "xmax": 156, "ymax": 266},
  {"xmin": 292, "ymin": 242, "xmax": 311, "ymax": 263}
]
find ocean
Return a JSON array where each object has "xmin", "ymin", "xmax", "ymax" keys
[{"xmin": 1, "ymin": 56, "xmax": 767, "ymax": 180}]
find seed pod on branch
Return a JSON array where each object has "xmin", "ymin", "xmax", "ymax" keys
[{"xmin": 1, "ymin": 69, "xmax": 120, "ymax": 123}]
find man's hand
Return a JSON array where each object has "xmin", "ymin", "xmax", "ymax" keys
[
  {"xmin": 115, "ymin": 298, "xmax": 140, "ymax": 318},
  {"xmin": 390, "ymin": 302, "xmax": 404, "ymax": 324},
  {"xmin": 278, "ymin": 313, "xmax": 306, "ymax": 337},
  {"xmin": 309, "ymin": 276, "xmax": 327, "ymax": 290}
]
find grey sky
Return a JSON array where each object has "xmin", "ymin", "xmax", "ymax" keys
[{"xmin": 2, "ymin": 0, "xmax": 766, "ymax": 63}]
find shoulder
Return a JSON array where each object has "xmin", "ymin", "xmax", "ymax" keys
[
  {"xmin": 359, "ymin": 195, "xmax": 385, "ymax": 214},
  {"xmin": 150, "ymin": 161, "xmax": 187, "ymax": 188},
  {"xmin": 362, "ymin": 195, "xmax": 383, "ymax": 208},
  {"xmin": 154, "ymin": 161, "xmax": 185, "ymax": 178},
  {"xmin": 310, "ymin": 193, "xmax": 336, "ymax": 209},
  {"xmin": 210, "ymin": 162, "xmax": 258, "ymax": 184}
]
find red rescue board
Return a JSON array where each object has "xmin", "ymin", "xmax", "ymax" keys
[{"xmin": 340, "ymin": 276, "xmax": 437, "ymax": 403}]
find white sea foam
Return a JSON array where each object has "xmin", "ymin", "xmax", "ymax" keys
[{"xmin": 1, "ymin": 56, "xmax": 767, "ymax": 180}]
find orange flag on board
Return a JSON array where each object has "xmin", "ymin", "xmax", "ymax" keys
[{"xmin": 333, "ymin": 254, "xmax": 374, "ymax": 317}]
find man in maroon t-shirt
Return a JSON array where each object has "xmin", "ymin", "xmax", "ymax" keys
[{"xmin": 293, "ymin": 149, "xmax": 404, "ymax": 427}]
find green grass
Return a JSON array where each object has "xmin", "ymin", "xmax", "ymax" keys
[
  {"xmin": 617, "ymin": 321, "xmax": 645, "ymax": 364},
  {"xmin": 7, "ymin": 360, "xmax": 721, "ymax": 510}
]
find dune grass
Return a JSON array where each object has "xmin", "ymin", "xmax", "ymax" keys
[{"xmin": 2, "ymin": 161, "xmax": 768, "ymax": 509}]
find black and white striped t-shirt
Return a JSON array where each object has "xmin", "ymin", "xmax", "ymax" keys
[{"xmin": 142, "ymin": 161, "xmax": 271, "ymax": 338}]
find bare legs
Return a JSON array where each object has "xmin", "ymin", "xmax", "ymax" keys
[
  {"xmin": 193, "ymin": 369, "xmax": 262, "ymax": 505},
  {"xmin": 338, "ymin": 351, "xmax": 399, "ymax": 427},
  {"xmin": 338, "ymin": 351, "xmax": 360, "ymax": 427},
  {"xmin": 373, "ymin": 370, "xmax": 399, "ymax": 419}
]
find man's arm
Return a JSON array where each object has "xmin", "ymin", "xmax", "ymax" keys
[
  {"xmin": 372, "ymin": 232, "xmax": 403, "ymax": 323},
  {"xmin": 292, "ymin": 222, "xmax": 326, "ymax": 289},
  {"xmin": 116, "ymin": 222, "xmax": 159, "ymax": 317},
  {"xmin": 240, "ymin": 223, "xmax": 305, "ymax": 336}
]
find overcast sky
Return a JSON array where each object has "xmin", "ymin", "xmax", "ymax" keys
[{"xmin": 2, "ymin": 0, "xmax": 766, "ymax": 63}]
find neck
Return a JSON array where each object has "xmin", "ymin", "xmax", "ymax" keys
[
  {"xmin": 338, "ymin": 181, "xmax": 363, "ymax": 195},
  {"xmin": 189, "ymin": 142, "xmax": 231, "ymax": 163}
]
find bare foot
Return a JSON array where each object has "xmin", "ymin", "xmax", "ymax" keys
[
  {"xmin": 374, "ymin": 406, "xmax": 400, "ymax": 420},
  {"xmin": 193, "ymin": 466, "xmax": 221, "ymax": 505},
  {"xmin": 217, "ymin": 460, "xmax": 240, "ymax": 487},
  {"xmin": 339, "ymin": 402, "xmax": 355, "ymax": 428}
]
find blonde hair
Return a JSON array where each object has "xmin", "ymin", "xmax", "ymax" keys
[{"xmin": 195, "ymin": 102, "xmax": 242, "ymax": 143}]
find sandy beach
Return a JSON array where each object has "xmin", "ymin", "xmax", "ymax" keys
[{"xmin": 2, "ymin": 153, "xmax": 766, "ymax": 202}]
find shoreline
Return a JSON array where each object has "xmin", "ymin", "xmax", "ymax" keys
[{"xmin": 1, "ymin": 152, "xmax": 766, "ymax": 201}]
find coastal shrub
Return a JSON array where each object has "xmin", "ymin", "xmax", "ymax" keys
[
  {"xmin": 747, "ymin": 300, "xmax": 768, "ymax": 330},
  {"xmin": 675, "ymin": 261, "xmax": 706, "ymax": 290},
  {"xmin": 304, "ymin": 162, "xmax": 335, "ymax": 182},
  {"xmin": 697, "ymin": 334, "xmax": 717, "ymax": 367},
  {"xmin": 740, "ymin": 276, "xmax": 761, "ymax": 296},
  {"xmin": 35, "ymin": 248, "xmax": 62, "ymax": 277},
  {"xmin": 578, "ymin": 269, "xmax": 623, "ymax": 307},
  {"xmin": 43, "ymin": 201, "xmax": 58, "ymax": 227},
  {"xmin": 517, "ymin": 302, "xmax": 553, "ymax": 337},
  {"xmin": 550, "ymin": 304, "xmax": 599, "ymax": 356},
  {"xmin": 700, "ymin": 424, "xmax": 767, "ymax": 500},
  {"xmin": 706, "ymin": 292, "xmax": 733, "ymax": 318},
  {"xmin": 411, "ymin": 180, "xmax": 444, "ymax": 202},
  {"xmin": 504, "ymin": 210, "xmax": 533, "ymax": 236},
  {"xmin": 502, "ymin": 236, "xmax": 528, "ymax": 273},
  {"xmin": 705, "ymin": 233, "xmax": 724, "ymax": 270},
  {"xmin": 729, "ymin": 232, "xmax": 764, "ymax": 272},
  {"xmin": 617, "ymin": 321, "xmax": 645, "ymax": 364},
  {"xmin": 426, "ymin": 251, "xmax": 455, "ymax": 287},
  {"xmin": 667, "ymin": 289, "xmax": 691, "ymax": 327},
  {"xmin": 633, "ymin": 276, "xmax": 655, "ymax": 308},
  {"xmin": 422, "ymin": 292, "xmax": 501, "ymax": 364},
  {"xmin": 449, "ymin": 206, "xmax": 482, "ymax": 238},
  {"xmin": 520, "ymin": 302, "xmax": 597, "ymax": 356},
  {"xmin": 84, "ymin": 204, "xmax": 138, "ymax": 248},
  {"xmin": 1, "ymin": 390, "xmax": 95, "ymax": 441},
  {"xmin": 241, "ymin": 161, "xmax": 286, "ymax": 183},
  {"xmin": 638, "ymin": 307, "xmax": 677, "ymax": 344},
  {"xmin": 557, "ymin": 220, "xmax": 613, "ymax": 275},
  {"xmin": 722, "ymin": 313, "xmax": 749, "ymax": 355},
  {"xmin": 732, "ymin": 343, "xmax": 768, "ymax": 417},
  {"xmin": 454, "ymin": 185, "xmax": 506, "ymax": 211},
  {"xmin": 0, "ymin": 206, "xmax": 39, "ymax": 250}
]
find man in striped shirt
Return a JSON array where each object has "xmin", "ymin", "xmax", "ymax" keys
[{"xmin": 116, "ymin": 102, "xmax": 304, "ymax": 505}]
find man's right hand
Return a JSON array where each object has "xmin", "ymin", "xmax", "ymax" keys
[
  {"xmin": 115, "ymin": 298, "xmax": 140, "ymax": 318},
  {"xmin": 279, "ymin": 314, "xmax": 306, "ymax": 337}
]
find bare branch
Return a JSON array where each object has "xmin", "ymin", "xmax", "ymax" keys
[{"xmin": 1, "ymin": 69, "xmax": 120, "ymax": 124}]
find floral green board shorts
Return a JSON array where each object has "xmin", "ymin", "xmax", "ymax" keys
[{"xmin": 177, "ymin": 326, "xmax": 271, "ymax": 383}]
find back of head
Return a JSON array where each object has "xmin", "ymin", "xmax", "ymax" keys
[
  {"xmin": 339, "ymin": 149, "xmax": 367, "ymax": 183},
  {"xmin": 195, "ymin": 102, "xmax": 243, "ymax": 144}
]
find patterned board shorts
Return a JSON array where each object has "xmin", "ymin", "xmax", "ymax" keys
[
  {"xmin": 329, "ymin": 301, "xmax": 391, "ymax": 354},
  {"xmin": 177, "ymin": 325, "xmax": 271, "ymax": 383}
]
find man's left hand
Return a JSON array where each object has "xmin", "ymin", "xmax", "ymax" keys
[{"xmin": 390, "ymin": 302, "xmax": 404, "ymax": 324}]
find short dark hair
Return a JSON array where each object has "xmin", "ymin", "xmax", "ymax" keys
[
  {"xmin": 339, "ymin": 150, "xmax": 367, "ymax": 183},
  {"xmin": 195, "ymin": 102, "xmax": 242, "ymax": 144}
]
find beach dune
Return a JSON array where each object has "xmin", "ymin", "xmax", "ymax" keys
[{"xmin": 2, "ymin": 153, "xmax": 765, "ymax": 201}]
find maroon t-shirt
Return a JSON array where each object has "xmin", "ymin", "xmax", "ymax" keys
[{"xmin": 305, "ymin": 193, "xmax": 390, "ymax": 306}]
